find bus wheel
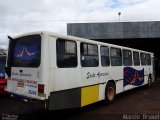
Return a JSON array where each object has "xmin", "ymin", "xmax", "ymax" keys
[
  {"xmin": 105, "ymin": 82, "xmax": 116, "ymax": 103},
  {"xmin": 148, "ymin": 74, "xmax": 152, "ymax": 87}
]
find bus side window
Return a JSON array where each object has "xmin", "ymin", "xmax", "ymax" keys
[
  {"xmin": 100, "ymin": 46, "xmax": 110, "ymax": 66},
  {"xmin": 80, "ymin": 43, "xmax": 99, "ymax": 67},
  {"xmin": 146, "ymin": 54, "xmax": 151, "ymax": 65},
  {"xmin": 140, "ymin": 53, "xmax": 146, "ymax": 65},
  {"xmin": 56, "ymin": 39, "xmax": 77, "ymax": 68},
  {"xmin": 133, "ymin": 51, "xmax": 140, "ymax": 66},
  {"xmin": 110, "ymin": 47, "xmax": 122, "ymax": 66},
  {"xmin": 123, "ymin": 49, "xmax": 132, "ymax": 66}
]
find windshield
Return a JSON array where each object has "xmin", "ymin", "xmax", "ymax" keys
[
  {"xmin": 8, "ymin": 35, "xmax": 41, "ymax": 67},
  {"xmin": 0, "ymin": 56, "xmax": 6, "ymax": 71}
]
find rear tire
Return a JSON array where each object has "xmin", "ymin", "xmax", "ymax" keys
[
  {"xmin": 105, "ymin": 82, "xmax": 116, "ymax": 104},
  {"xmin": 147, "ymin": 74, "xmax": 152, "ymax": 87}
]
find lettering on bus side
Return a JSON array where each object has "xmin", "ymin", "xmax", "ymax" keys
[
  {"xmin": 11, "ymin": 71, "xmax": 18, "ymax": 76},
  {"xmin": 86, "ymin": 72, "xmax": 109, "ymax": 79},
  {"xmin": 11, "ymin": 71, "xmax": 32, "ymax": 77},
  {"xmin": 86, "ymin": 72, "xmax": 96, "ymax": 79}
]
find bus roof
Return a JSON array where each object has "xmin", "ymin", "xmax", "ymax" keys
[{"xmin": 9, "ymin": 31, "xmax": 153, "ymax": 55}]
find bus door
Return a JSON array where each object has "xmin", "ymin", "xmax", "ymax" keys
[{"xmin": 80, "ymin": 43, "xmax": 99, "ymax": 106}]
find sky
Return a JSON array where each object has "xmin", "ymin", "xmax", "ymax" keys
[{"xmin": 0, "ymin": 0, "xmax": 160, "ymax": 49}]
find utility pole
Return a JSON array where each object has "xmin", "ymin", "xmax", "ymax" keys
[{"xmin": 118, "ymin": 12, "xmax": 121, "ymax": 22}]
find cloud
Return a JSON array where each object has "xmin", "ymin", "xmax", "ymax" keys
[
  {"xmin": 0, "ymin": 0, "xmax": 160, "ymax": 49},
  {"xmin": 0, "ymin": 35, "xmax": 8, "ymax": 49}
]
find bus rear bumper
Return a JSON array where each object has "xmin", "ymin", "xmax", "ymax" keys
[
  {"xmin": 10, "ymin": 93, "xmax": 48, "ymax": 110},
  {"xmin": 6, "ymin": 88, "xmax": 46, "ymax": 100},
  {"xmin": 5, "ymin": 89, "xmax": 48, "ymax": 109}
]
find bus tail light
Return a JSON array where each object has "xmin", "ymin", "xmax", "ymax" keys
[{"xmin": 38, "ymin": 84, "xmax": 44, "ymax": 93}]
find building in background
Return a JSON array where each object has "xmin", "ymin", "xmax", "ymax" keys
[
  {"xmin": 67, "ymin": 21, "xmax": 160, "ymax": 79},
  {"xmin": 0, "ymin": 48, "xmax": 7, "ymax": 55}
]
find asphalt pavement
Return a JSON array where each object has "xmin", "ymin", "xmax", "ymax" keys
[{"xmin": 0, "ymin": 80, "xmax": 160, "ymax": 120}]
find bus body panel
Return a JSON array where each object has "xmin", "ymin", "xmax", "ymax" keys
[
  {"xmin": 49, "ymin": 68, "xmax": 81, "ymax": 91},
  {"xmin": 98, "ymin": 83, "xmax": 106, "ymax": 101},
  {"xmin": 7, "ymin": 67, "xmax": 39, "ymax": 97},
  {"xmin": 48, "ymin": 36, "xmax": 81, "ymax": 92},
  {"xmin": 81, "ymin": 67, "xmax": 99, "ymax": 87},
  {"xmin": 97, "ymin": 66, "xmax": 112, "ymax": 100},
  {"xmin": 107, "ymin": 66, "xmax": 124, "ymax": 93},
  {"xmin": 40, "ymin": 33, "xmax": 50, "ymax": 99}
]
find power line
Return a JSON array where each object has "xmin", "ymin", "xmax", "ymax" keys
[
  {"xmin": 0, "ymin": 19, "xmax": 115, "ymax": 22},
  {"xmin": 0, "ymin": 19, "xmax": 160, "ymax": 23}
]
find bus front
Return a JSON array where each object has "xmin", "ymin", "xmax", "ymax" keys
[
  {"xmin": 5, "ymin": 34, "xmax": 46, "ymax": 102},
  {"xmin": 0, "ymin": 56, "xmax": 7, "ymax": 94}
]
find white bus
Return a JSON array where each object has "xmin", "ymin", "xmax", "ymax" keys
[{"xmin": 5, "ymin": 31, "xmax": 154, "ymax": 110}]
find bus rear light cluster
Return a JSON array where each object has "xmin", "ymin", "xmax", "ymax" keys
[{"xmin": 38, "ymin": 84, "xmax": 44, "ymax": 93}]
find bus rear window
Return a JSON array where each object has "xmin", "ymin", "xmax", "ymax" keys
[{"xmin": 9, "ymin": 35, "xmax": 41, "ymax": 67}]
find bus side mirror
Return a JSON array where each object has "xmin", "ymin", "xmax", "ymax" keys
[{"xmin": 5, "ymin": 67, "xmax": 11, "ymax": 77}]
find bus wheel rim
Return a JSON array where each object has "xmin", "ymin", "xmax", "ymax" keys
[{"xmin": 108, "ymin": 87, "xmax": 114, "ymax": 101}]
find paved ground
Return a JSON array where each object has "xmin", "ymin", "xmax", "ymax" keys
[{"xmin": 0, "ymin": 81, "xmax": 160, "ymax": 120}]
